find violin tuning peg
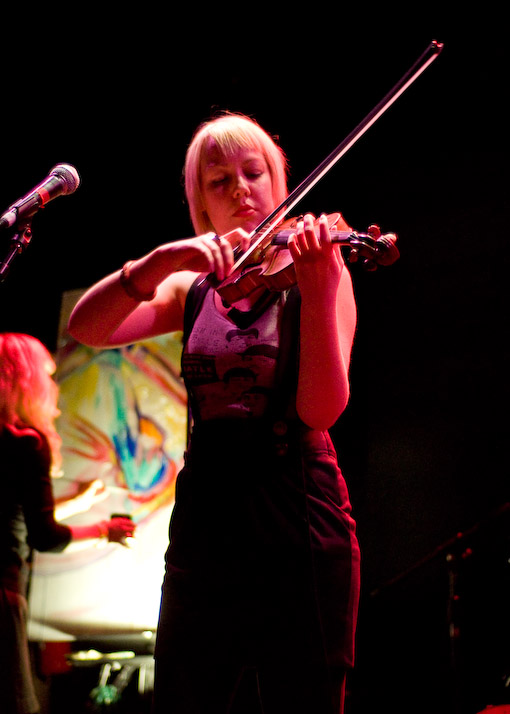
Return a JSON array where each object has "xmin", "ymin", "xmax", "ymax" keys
[
  {"xmin": 362, "ymin": 259, "xmax": 378, "ymax": 272},
  {"xmin": 367, "ymin": 224, "xmax": 382, "ymax": 239},
  {"xmin": 348, "ymin": 248, "xmax": 359, "ymax": 264}
]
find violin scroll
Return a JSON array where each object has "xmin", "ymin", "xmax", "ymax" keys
[{"xmin": 346, "ymin": 223, "xmax": 400, "ymax": 271}]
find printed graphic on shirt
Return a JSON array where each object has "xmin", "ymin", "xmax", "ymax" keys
[{"xmin": 183, "ymin": 293, "xmax": 280, "ymax": 420}]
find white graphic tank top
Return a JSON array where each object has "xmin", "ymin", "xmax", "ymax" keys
[{"xmin": 182, "ymin": 290, "xmax": 282, "ymax": 420}]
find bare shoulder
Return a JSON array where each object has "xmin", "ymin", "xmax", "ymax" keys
[
  {"xmin": 160, "ymin": 270, "xmax": 201, "ymax": 305},
  {"xmin": 155, "ymin": 270, "xmax": 204, "ymax": 331}
]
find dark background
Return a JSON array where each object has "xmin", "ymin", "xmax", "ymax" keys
[{"xmin": 0, "ymin": 13, "xmax": 508, "ymax": 714}]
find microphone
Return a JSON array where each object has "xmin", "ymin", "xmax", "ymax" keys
[{"xmin": 0, "ymin": 163, "xmax": 80, "ymax": 231}]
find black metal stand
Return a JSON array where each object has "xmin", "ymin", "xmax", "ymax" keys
[
  {"xmin": 371, "ymin": 503, "xmax": 510, "ymax": 713},
  {"xmin": 0, "ymin": 221, "xmax": 33, "ymax": 283}
]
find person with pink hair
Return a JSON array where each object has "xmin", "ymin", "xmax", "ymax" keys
[{"xmin": 0, "ymin": 332, "xmax": 135, "ymax": 714}]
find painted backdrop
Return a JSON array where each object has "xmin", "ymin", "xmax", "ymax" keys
[{"xmin": 28, "ymin": 330, "xmax": 187, "ymax": 641}]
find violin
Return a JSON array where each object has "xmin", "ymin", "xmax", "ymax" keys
[
  {"xmin": 216, "ymin": 212, "xmax": 400, "ymax": 305},
  {"xmin": 214, "ymin": 40, "xmax": 443, "ymax": 306}
]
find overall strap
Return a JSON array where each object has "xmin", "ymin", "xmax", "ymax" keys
[
  {"xmin": 182, "ymin": 274, "xmax": 211, "ymax": 349},
  {"xmin": 182, "ymin": 275, "xmax": 211, "ymax": 447}
]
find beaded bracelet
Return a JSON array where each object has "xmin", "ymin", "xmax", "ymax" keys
[{"xmin": 120, "ymin": 261, "xmax": 157, "ymax": 302}]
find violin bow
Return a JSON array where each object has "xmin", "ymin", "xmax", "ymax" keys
[{"xmin": 232, "ymin": 39, "xmax": 444, "ymax": 268}]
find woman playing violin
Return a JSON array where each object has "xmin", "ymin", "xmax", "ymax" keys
[{"xmin": 68, "ymin": 111, "xmax": 384, "ymax": 713}]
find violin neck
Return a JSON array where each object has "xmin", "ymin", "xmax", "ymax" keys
[{"xmin": 271, "ymin": 229, "xmax": 360, "ymax": 246}]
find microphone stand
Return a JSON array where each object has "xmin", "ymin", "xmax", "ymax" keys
[
  {"xmin": 0, "ymin": 219, "xmax": 33, "ymax": 283},
  {"xmin": 370, "ymin": 503, "xmax": 510, "ymax": 712}
]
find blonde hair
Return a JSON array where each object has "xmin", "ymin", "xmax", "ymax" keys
[
  {"xmin": 0, "ymin": 333, "xmax": 62, "ymax": 476},
  {"xmin": 184, "ymin": 112, "xmax": 289, "ymax": 234}
]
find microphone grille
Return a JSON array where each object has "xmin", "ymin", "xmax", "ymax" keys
[{"xmin": 50, "ymin": 164, "xmax": 81, "ymax": 194}]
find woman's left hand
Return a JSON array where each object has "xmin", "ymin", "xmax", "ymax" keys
[
  {"xmin": 106, "ymin": 517, "xmax": 136, "ymax": 546},
  {"xmin": 287, "ymin": 213, "xmax": 345, "ymax": 301}
]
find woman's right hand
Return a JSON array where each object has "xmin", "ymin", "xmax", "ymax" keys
[{"xmin": 163, "ymin": 228, "xmax": 251, "ymax": 281}]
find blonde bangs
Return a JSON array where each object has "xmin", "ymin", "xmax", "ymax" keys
[
  {"xmin": 204, "ymin": 118, "xmax": 265, "ymax": 158},
  {"xmin": 185, "ymin": 113, "xmax": 288, "ymax": 235}
]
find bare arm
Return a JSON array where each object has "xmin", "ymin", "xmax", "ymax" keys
[
  {"xmin": 53, "ymin": 479, "xmax": 107, "ymax": 521},
  {"xmin": 288, "ymin": 214, "xmax": 357, "ymax": 431},
  {"xmin": 68, "ymin": 517, "xmax": 135, "ymax": 546},
  {"xmin": 68, "ymin": 229, "xmax": 250, "ymax": 348}
]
